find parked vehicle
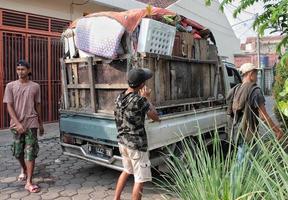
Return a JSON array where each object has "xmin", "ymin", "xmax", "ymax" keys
[{"xmin": 59, "ymin": 8, "xmax": 241, "ymax": 171}]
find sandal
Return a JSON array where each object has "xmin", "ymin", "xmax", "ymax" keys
[
  {"xmin": 17, "ymin": 173, "xmax": 27, "ymax": 181},
  {"xmin": 25, "ymin": 184, "xmax": 41, "ymax": 193}
]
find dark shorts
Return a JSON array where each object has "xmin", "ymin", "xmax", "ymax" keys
[{"xmin": 11, "ymin": 128, "xmax": 39, "ymax": 161}]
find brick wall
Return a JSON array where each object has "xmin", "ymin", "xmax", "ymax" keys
[
  {"xmin": 234, "ymin": 55, "xmax": 252, "ymax": 68},
  {"xmin": 234, "ymin": 54, "xmax": 279, "ymax": 68}
]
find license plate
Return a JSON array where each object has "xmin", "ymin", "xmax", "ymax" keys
[{"xmin": 88, "ymin": 144, "xmax": 113, "ymax": 157}]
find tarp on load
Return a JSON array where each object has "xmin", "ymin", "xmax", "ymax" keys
[{"xmin": 70, "ymin": 7, "xmax": 176, "ymax": 33}]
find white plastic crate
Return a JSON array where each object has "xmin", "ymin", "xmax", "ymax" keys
[{"xmin": 137, "ymin": 18, "xmax": 176, "ymax": 56}]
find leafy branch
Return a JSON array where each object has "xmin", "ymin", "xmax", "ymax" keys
[{"xmin": 209, "ymin": 0, "xmax": 288, "ymax": 117}]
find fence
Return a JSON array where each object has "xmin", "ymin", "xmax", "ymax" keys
[{"xmin": 0, "ymin": 8, "xmax": 69, "ymax": 128}]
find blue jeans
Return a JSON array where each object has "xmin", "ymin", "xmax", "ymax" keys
[
  {"xmin": 231, "ymin": 142, "xmax": 258, "ymax": 198},
  {"xmin": 237, "ymin": 142, "xmax": 259, "ymax": 164}
]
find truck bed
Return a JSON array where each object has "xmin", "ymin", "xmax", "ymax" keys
[
  {"xmin": 60, "ymin": 104, "xmax": 227, "ymax": 171},
  {"xmin": 60, "ymin": 104, "xmax": 226, "ymax": 150},
  {"xmin": 60, "ymin": 53, "xmax": 225, "ymax": 115},
  {"xmin": 59, "ymin": 45, "xmax": 228, "ymax": 170}
]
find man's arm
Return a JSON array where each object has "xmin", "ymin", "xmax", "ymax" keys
[
  {"xmin": 147, "ymin": 102, "xmax": 160, "ymax": 122},
  {"xmin": 35, "ymin": 103, "xmax": 44, "ymax": 136},
  {"xmin": 35, "ymin": 85, "xmax": 44, "ymax": 136},
  {"xmin": 7, "ymin": 103, "xmax": 25, "ymax": 134},
  {"xmin": 258, "ymin": 104, "xmax": 284, "ymax": 140},
  {"xmin": 140, "ymin": 86, "xmax": 160, "ymax": 122}
]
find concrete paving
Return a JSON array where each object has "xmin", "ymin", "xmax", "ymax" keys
[{"xmin": 0, "ymin": 136, "xmax": 176, "ymax": 200}]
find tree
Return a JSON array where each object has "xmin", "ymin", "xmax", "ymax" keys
[
  {"xmin": 206, "ymin": 0, "xmax": 287, "ymax": 57},
  {"xmin": 207, "ymin": 0, "xmax": 288, "ymax": 125}
]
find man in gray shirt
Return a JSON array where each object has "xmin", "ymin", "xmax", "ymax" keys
[
  {"xmin": 227, "ymin": 63, "xmax": 283, "ymax": 161},
  {"xmin": 3, "ymin": 60, "xmax": 44, "ymax": 193}
]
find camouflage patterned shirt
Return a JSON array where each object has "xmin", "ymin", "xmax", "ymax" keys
[{"xmin": 114, "ymin": 91, "xmax": 150, "ymax": 151}]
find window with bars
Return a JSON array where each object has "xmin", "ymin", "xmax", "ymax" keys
[{"xmin": 2, "ymin": 9, "xmax": 70, "ymax": 33}]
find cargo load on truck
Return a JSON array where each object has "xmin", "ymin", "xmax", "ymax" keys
[
  {"xmin": 61, "ymin": 7, "xmax": 222, "ymax": 113},
  {"xmin": 62, "ymin": 7, "xmax": 217, "ymax": 59},
  {"xmin": 59, "ymin": 7, "xmax": 234, "ymax": 171}
]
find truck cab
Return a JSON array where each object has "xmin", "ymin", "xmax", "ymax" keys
[{"xmin": 223, "ymin": 61, "xmax": 242, "ymax": 88}]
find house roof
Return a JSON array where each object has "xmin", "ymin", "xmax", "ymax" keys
[{"xmin": 135, "ymin": 0, "xmax": 177, "ymax": 8}]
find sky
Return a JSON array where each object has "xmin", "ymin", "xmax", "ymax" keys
[{"xmin": 220, "ymin": 0, "xmax": 265, "ymax": 43}]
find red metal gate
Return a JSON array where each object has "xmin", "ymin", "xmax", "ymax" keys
[{"xmin": 0, "ymin": 8, "xmax": 69, "ymax": 128}]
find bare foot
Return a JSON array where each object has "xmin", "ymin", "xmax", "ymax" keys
[
  {"xmin": 17, "ymin": 173, "xmax": 27, "ymax": 181},
  {"xmin": 25, "ymin": 184, "xmax": 40, "ymax": 193}
]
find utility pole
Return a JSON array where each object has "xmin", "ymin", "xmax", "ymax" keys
[
  {"xmin": 255, "ymin": 13, "xmax": 263, "ymax": 89},
  {"xmin": 257, "ymin": 33, "xmax": 263, "ymax": 89},
  {"xmin": 257, "ymin": 33, "xmax": 260, "ymax": 68},
  {"xmin": 256, "ymin": 13, "xmax": 260, "ymax": 68}
]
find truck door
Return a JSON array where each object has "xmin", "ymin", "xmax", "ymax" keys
[{"xmin": 226, "ymin": 66, "xmax": 242, "ymax": 88}]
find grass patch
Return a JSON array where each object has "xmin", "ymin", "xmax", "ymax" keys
[{"xmin": 157, "ymin": 125, "xmax": 288, "ymax": 200}]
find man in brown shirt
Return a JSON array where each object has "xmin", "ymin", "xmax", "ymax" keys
[{"xmin": 3, "ymin": 60, "xmax": 44, "ymax": 193}]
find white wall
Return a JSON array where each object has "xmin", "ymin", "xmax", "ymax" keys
[
  {"xmin": 0, "ymin": 0, "xmax": 118, "ymax": 20},
  {"xmin": 0, "ymin": 0, "xmax": 240, "ymax": 61},
  {"xmin": 91, "ymin": 0, "xmax": 146, "ymax": 10},
  {"xmin": 168, "ymin": 0, "xmax": 240, "ymax": 61}
]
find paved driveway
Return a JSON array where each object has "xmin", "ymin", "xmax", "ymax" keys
[{"xmin": 0, "ymin": 138, "xmax": 175, "ymax": 200}]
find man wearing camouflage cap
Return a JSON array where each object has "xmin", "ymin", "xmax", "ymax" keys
[{"xmin": 114, "ymin": 68, "xmax": 160, "ymax": 200}]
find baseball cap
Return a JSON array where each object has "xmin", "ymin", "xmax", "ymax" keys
[
  {"xmin": 17, "ymin": 60, "xmax": 30, "ymax": 68},
  {"xmin": 128, "ymin": 68, "xmax": 153, "ymax": 87},
  {"xmin": 239, "ymin": 63, "xmax": 259, "ymax": 74}
]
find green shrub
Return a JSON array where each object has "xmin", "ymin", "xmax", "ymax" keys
[
  {"xmin": 273, "ymin": 62, "xmax": 288, "ymax": 131},
  {"xmin": 157, "ymin": 126, "xmax": 288, "ymax": 200}
]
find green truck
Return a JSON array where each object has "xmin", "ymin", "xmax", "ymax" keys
[{"xmin": 59, "ymin": 13, "xmax": 241, "ymax": 171}]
